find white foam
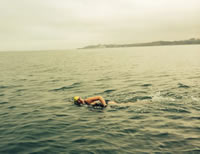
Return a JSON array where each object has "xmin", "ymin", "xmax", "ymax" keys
[
  {"xmin": 191, "ymin": 96, "xmax": 199, "ymax": 101},
  {"xmin": 152, "ymin": 92, "xmax": 175, "ymax": 102}
]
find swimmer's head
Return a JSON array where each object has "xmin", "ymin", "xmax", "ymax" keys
[
  {"xmin": 74, "ymin": 96, "xmax": 80, "ymax": 102},
  {"xmin": 74, "ymin": 96, "xmax": 81, "ymax": 105}
]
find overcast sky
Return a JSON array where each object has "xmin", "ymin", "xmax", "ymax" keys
[{"xmin": 0, "ymin": 0, "xmax": 200, "ymax": 51}]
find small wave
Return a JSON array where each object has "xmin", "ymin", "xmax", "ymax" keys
[
  {"xmin": 0, "ymin": 85, "xmax": 8, "ymax": 89},
  {"xmin": 129, "ymin": 115, "xmax": 146, "ymax": 120},
  {"xmin": 0, "ymin": 101, "xmax": 8, "ymax": 105},
  {"xmin": 52, "ymin": 86, "xmax": 74, "ymax": 91},
  {"xmin": 55, "ymin": 114, "xmax": 69, "ymax": 117},
  {"xmin": 188, "ymin": 116, "xmax": 200, "ymax": 120},
  {"xmin": 96, "ymin": 77, "xmax": 111, "ymax": 81},
  {"xmin": 50, "ymin": 82, "xmax": 81, "ymax": 92},
  {"xmin": 73, "ymin": 138, "xmax": 87, "ymax": 143},
  {"xmin": 178, "ymin": 83, "xmax": 190, "ymax": 88},
  {"xmin": 8, "ymin": 105, "xmax": 16, "ymax": 109},
  {"xmin": 141, "ymin": 84, "xmax": 152, "ymax": 87},
  {"xmin": 103, "ymin": 89, "xmax": 116, "ymax": 93},
  {"xmin": 122, "ymin": 128, "xmax": 137, "ymax": 134},
  {"xmin": 151, "ymin": 132, "xmax": 170, "ymax": 138},
  {"xmin": 16, "ymin": 89, "xmax": 27, "ymax": 92},
  {"xmin": 164, "ymin": 115, "xmax": 183, "ymax": 120}
]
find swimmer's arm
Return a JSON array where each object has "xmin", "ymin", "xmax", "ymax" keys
[{"xmin": 85, "ymin": 96, "xmax": 107, "ymax": 107}]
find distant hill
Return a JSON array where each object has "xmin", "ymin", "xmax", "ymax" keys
[{"xmin": 80, "ymin": 38, "xmax": 200, "ymax": 49}]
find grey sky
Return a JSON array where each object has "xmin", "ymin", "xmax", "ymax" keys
[{"xmin": 0, "ymin": 0, "xmax": 200, "ymax": 51}]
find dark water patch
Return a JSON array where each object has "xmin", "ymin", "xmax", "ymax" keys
[
  {"xmin": 8, "ymin": 105, "xmax": 16, "ymax": 109},
  {"xmin": 141, "ymin": 84, "xmax": 152, "ymax": 87},
  {"xmin": 178, "ymin": 83, "xmax": 190, "ymax": 88},
  {"xmin": 151, "ymin": 132, "xmax": 171, "ymax": 138},
  {"xmin": 0, "ymin": 85, "xmax": 9, "ymax": 89},
  {"xmin": 0, "ymin": 101, "xmax": 8, "ymax": 105},
  {"xmin": 19, "ymin": 112, "xmax": 29, "ymax": 116},
  {"xmin": 107, "ymin": 132, "xmax": 126, "ymax": 139},
  {"xmin": 0, "ymin": 93, "xmax": 4, "ymax": 96},
  {"xmin": 73, "ymin": 138, "xmax": 88, "ymax": 143},
  {"xmin": 55, "ymin": 114, "xmax": 69, "ymax": 117},
  {"xmin": 192, "ymin": 106, "xmax": 200, "ymax": 111},
  {"xmin": 122, "ymin": 128, "xmax": 137, "ymax": 134},
  {"xmin": 129, "ymin": 115, "xmax": 146, "ymax": 120},
  {"xmin": 174, "ymin": 95, "xmax": 183, "ymax": 99},
  {"xmin": 186, "ymin": 137, "xmax": 200, "ymax": 142}
]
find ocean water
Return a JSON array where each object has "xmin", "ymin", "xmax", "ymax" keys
[{"xmin": 0, "ymin": 45, "xmax": 200, "ymax": 153}]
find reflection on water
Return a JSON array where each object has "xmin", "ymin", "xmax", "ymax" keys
[{"xmin": 0, "ymin": 45, "xmax": 200, "ymax": 153}]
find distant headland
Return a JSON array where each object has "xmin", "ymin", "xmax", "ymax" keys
[{"xmin": 80, "ymin": 38, "xmax": 200, "ymax": 49}]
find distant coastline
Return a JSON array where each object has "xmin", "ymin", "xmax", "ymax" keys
[{"xmin": 80, "ymin": 38, "xmax": 200, "ymax": 49}]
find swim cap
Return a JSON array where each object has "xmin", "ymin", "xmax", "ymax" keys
[{"xmin": 74, "ymin": 96, "xmax": 80, "ymax": 102}]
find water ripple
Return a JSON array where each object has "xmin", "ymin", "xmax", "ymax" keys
[
  {"xmin": 178, "ymin": 83, "xmax": 190, "ymax": 88},
  {"xmin": 50, "ymin": 82, "xmax": 81, "ymax": 92}
]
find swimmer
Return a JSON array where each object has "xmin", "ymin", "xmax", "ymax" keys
[{"xmin": 73, "ymin": 96, "xmax": 116, "ymax": 107}]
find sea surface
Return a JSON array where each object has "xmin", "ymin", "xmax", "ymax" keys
[{"xmin": 0, "ymin": 45, "xmax": 200, "ymax": 153}]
